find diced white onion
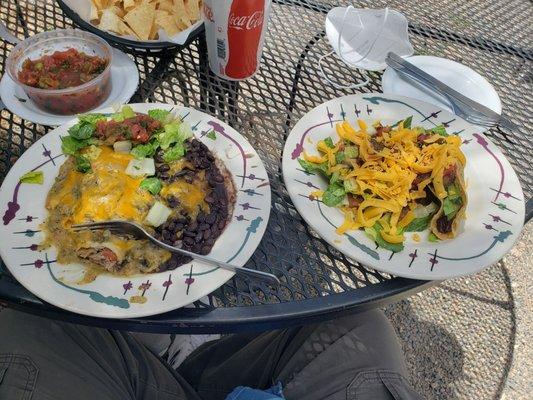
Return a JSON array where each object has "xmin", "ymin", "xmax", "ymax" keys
[
  {"xmin": 144, "ymin": 201, "xmax": 172, "ymax": 227},
  {"xmin": 413, "ymin": 202, "xmax": 438, "ymax": 218},
  {"xmin": 125, "ymin": 158, "xmax": 155, "ymax": 177},
  {"xmin": 113, "ymin": 140, "xmax": 132, "ymax": 153}
]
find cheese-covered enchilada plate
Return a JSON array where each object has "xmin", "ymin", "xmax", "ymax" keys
[
  {"xmin": 0, "ymin": 103, "xmax": 271, "ymax": 318},
  {"xmin": 282, "ymin": 94, "xmax": 525, "ymax": 280}
]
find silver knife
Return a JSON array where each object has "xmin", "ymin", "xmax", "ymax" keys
[{"xmin": 386, "ymin": 52, "xmax": 517, "ymax": 131}]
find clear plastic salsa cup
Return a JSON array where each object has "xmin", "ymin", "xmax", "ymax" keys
[{"xmin": 6, "ymin": 29, "xmax": 113, "ymax": 115}]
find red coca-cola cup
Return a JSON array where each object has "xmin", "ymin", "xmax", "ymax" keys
[{"xmin": 202, "ymin": 0, "xmax": 272, "ymax": 80}]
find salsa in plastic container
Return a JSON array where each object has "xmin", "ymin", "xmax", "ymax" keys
[{"xmin": 6, "ymin": 29, "xmax": 113, "ymax": 115}]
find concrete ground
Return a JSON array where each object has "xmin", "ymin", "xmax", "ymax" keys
[{"xmin": 385, "ymin": 222, "xmax": 532, "ymax": 399}]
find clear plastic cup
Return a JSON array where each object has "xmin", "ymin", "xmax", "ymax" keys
[{"xmin": 6, "ymin": 29, "xmax": 113, "ymax": 115}]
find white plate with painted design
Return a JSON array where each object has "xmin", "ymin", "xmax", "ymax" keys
[
  {"xmin": 282, "ymin": 94, "xmax": 524, "ymax": 280},
  {"xmin": 0, "ymin": 103, "xmax": 271, "ymax": 318},
  {"xmin": 0, "ymin": 48, "xmax": 139, "ymax": 127}
]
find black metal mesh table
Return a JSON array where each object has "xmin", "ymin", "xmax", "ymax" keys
[{"xmin": 0, "ymin": 0, "xmax": 531, "ymax": 333}]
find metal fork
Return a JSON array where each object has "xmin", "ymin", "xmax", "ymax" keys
[{"xmin": 72, "ymin": 220, "xmax": 281, "ymax": 285}]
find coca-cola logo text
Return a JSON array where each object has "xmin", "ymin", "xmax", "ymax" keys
[
  {"xmin": 203, "ymin": 3, "xmax": 214, "ymax": 22},
  {"xmin": 229, "ymin": 11, "xmax": 264, "ymax": 30}
]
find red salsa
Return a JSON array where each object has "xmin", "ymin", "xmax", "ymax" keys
[{"xmin": 18, "ymin": 48, "xmax": 108, "ymax": 90}]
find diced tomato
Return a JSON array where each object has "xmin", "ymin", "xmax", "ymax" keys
[
  {"xmin": 443, "ymin": 165, "xmax": 456, "ymax": 186},
  {"xmin": 347, "ymin": 194, "xmax": 364, "ymax": 208}
]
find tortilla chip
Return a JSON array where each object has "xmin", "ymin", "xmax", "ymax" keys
[
  {"xmin": 94, "ymin": 0, "xmax": 113, "ymax": 9},
  {"xmin": 123, "ymin": 0, "xmax": 136, "ymax": 9},
  {"xmin": 109, "ymin": 5, "xmax": 126, "ymax": 18},
  {"xmin": 172, "ymin": 0, "xmax": 192, "ymax": 28},
  {"xmin": 89, "ymin": 1, "xmax": 99, "ymax": 21},
  {"xmin": 158, "ymin": 0, "xmax": 174, "ymax": 13},
  {"xmin": 173, "ymin": 0, "xmax": 191, "ymax": 24},
  {"xmin": 98, "ymin": 9, "xmax": 124, "ymax": 34},
  {"xmin": 124, "ymin": 3, "xmax": 155, "ymax": 40},
  {"xmin": 155, "ymin": 11, "xmax": 179, "ymax": 36},
  {"xmin": 184, "ymin": 0, "xmax": 200, "ymax": 21}
]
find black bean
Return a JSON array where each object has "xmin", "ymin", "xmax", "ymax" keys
[
  {"xmin": 205, "ymin": 194, "xmax": 215, "ymax": 204},
  {"xmin": 203, "ymin": 229, "xmax": 211, "ymax": 240},
  {"xmin": 197, "ymin": 212, "xmax": 205, "ymax": 223},
  {"xmin": 158, "ymin": 164, "xmax": 170, "ymax": 172},
  {"xmin": 184, "ymin": 236, "xmax": 194, "ymax": 246},
  {"xmin": 173, "ymin": 240, "xmax": 183, "ymax": 248},
  {"xmin": 218, "ymin": 220, "xmax": 226, "ymax": 229},
  {"xmin": 175, "ymin": 223, "xmax": 184, "ymax": 231},
  {"xmin": 184, "ymin": 230, "xmax": 196, "ymax": 237},
  {"xmin": 199, "ymin": 223, "xmax": 210, "ymax": 231},
  {"xmin": 206, "ymin": 214, "xmax": 216, "ymax": 224},
  {"xmin": 159, "ymin": 171, "xmax": 169, "ymax": 180},
  {"xmin": 194, "ymin": 232, "xmax": 203, "ymax": 242},
  {"xmin": 167, "ymin": 197, "xmax": 180, "ymax": 208},
  {"xmin": 200, "ymin": 246, "xmax": 211, "ymax": 255},
  {"xmin": 189, "ymin": 221, "xmax": 198, "ymax": 231}
]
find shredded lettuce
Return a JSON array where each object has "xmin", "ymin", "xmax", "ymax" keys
[
  {"xmin": 403, "ymin": 215, "xmax": 433, "ymax": 232},
  {"xmin": 343, "ymin": 178, "xmax": 359, "ymax": 194},
  {"xmin": 77, "ymin": 113, "xmax": 106, "ymax": 125},
  {"xmin": 330, "ymin": 171, "xmax": 341, "ymax": 185},
  {"xmin": 140, "ymin": 177, "xmax": 162, "ymax": 195},
  {"xmin": 111, "ymin": 105, "xmax": 136, "ymax": 122},
  {"xmin": 147, "ymin": 109, "xmax": 171, "ymax": 123},
  {"xmin": 162, "ymin": 143, "xmax": 186, "ymax": 162},
  {"xmin": 428, "ymin": 232, "xmax": 439, "ymax": 242},
  {"xmin": 68, "ymin": 121, "xmax": 95, "ymax": 140},
  {"xmin": 335, "ymin": 151, "xmax": 345, "ymax": 163},
  {"xmin": 443, "ymin": 196, "xmax": 462, "ymax": 220},
  {"xmin": 344, "ymin": 146, "xmax": 358, "ymax": 159},
  {"xmin": 131, "ymin": 141, "xmax": 159, "ymax": 159},
  {"xmin": 322, "ymin": 183, "xmax": 345, "ymax": 206},
  {"xmin": 75, "ymin": 155, "xmax": 91, "ymax": 173},
  {"xmin": 19, "ymin": 171, "xmax": 43, "ymax": 184},
  {"xmin": 323, "ymin": 137, "xmax": 335, "ymax": 148},
  {"xmin": 83, "ymin": 145, "xmax": 102, "ymax": 161},
  {"xmin": 297, "ymin": 158, "xmax": 328, "ymax": 175},
  {"xmin": 206, "ymin": 130, "xmax": 217, "ymax": 140},
  {"xmin": 61, "ymin": 136, "xmax": 95, "ymax": 156},
  {"xmin": 158, "ymin": 121, "xmax": 193, "ymax": 150},
  {"xmin": 365, "ymin": 222, "xmax": 404, "ymax": 252},
  {"xmin": 402, "ymin": 116, "xmax": 413, "ymax": 129},
  {"xmin": 428, "ymin": 125, "xmax": 449, "ymax": 136}
]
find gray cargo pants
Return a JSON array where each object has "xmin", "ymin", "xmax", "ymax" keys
[{"xmin": 0, "ymin": 308, "xmax": 422, "ymax": 399}]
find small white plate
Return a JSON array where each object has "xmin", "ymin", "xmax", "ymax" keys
[
  {"xmin": 382, "ymin": 55, "xmax": 501, "ymax": 132},
  {"xmin": 0, "ymin": 48, "xmax": 139, "ymax": 126}
]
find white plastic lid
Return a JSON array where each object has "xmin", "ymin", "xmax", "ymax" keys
[{"xmin": 325, "ymin": 7, "xmax": 414, "ymax": 71}]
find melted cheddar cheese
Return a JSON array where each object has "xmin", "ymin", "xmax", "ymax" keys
[{"xmin": 46, "ymin": 147, "xmax": 153, "ymax": 227}]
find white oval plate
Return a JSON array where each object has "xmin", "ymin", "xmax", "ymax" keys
[
  {"xmin": 282, "ymin": 94, "xmax": 524, "ymax": 280},
  {"xmin": 0, "ymin": 48, "xmax": 139, "ymax": 126},
  {"xmin": 0, "ymin": 103, "xmax": 271, "ymax": 318},
  {"xmin": 382, "ymin": 55, "xmax": 502, "ymax": 132}
]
